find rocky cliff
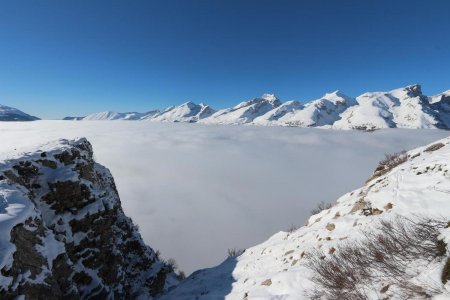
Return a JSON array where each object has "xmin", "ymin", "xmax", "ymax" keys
[{"xmin": 0, "ymin": 138, "xmax": 179, "ymax": 299}]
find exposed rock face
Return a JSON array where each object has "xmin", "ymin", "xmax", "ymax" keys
[{"xmin": 0, "ymin": 138, "xmax": 178, "ymax": 299}]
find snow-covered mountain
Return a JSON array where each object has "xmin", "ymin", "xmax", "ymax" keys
[
  {"xmin": 199, "ymin": 94, "xmax": 281, "ymax": 125},
  {"xmin": 161, "ymin": 137, "xmax": 450, "ymax": 299},
  {"xmin": 82, "ymin": 110, "xmax": 159, "ymax": 121},
  {"xmin": 264, "ymin": 90, "xmax": 356, "ymax": 127},
  {"xmin": 66, "ymin": 85, "xmax": 450, "ymax": 130},
  {"xmin": 79, "ymin": 102, "xmax": 214, "ymax": 122},
  {"xmin": 0, "ymin": 104, "xmax": 39, "ymax": 121},
  {"xmin": 0, "ymin": 138, "xmax": 180, "ymax": 298},
  {"xmin": 334, "ymin": 85, "xmax": 440, "ymax": 130},
  {"xmin": 252, "ymin": 100, "xmax": 304, "ymax": 126},
  {"xmin": 146, "ymin": 102, "xmax": 215, "ymax": 123}
]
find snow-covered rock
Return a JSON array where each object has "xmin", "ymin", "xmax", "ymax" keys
[
  {"xmin": 146, "ymin": 102, "xmax": 215, "ymax": 123},
  {"xmin": 200, "ymin": 94, "xmax": 281, "ymax": 125},
  {"xmin": 0, "ymin": 104, "xmax": 39, "ymax": 121},
  {"xmin": 162, "ymin": 137, "xmax": 450, "ymax": 299},
  {"xmin": 0, "ymin": 138, "xmax": 179, "ymax": 298}
]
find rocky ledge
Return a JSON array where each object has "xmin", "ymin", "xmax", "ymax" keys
[{"xmin": 0, "ymin": 138, "xmax": 179, "ymax": 299}]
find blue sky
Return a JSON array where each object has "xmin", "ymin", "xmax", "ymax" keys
[{"xmin": 1, "ymin": 0, "xmax": 449, "ymax": 119}]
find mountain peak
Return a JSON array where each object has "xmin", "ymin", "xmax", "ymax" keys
[
  {"xmin": 405, "ymin": 84, "xmax": 422, "ymax": 97},
  {"xmin": 261, "ymin": 93, "xmax": 279, "ymax": 103},
  {"xmin": 180, "ymin": 101, "xmax": 198, "ymax": 108}
]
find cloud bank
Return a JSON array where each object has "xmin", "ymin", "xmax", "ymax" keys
[{"xmin": 0, "ymin": 121, "xmax": 448, "ymax": 274}]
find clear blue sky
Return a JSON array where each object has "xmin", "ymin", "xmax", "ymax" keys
[{"xmin": 1, "ymin": 0, "xmax": 449, "ymax": 119}]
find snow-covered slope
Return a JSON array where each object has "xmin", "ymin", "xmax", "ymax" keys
[
  {"xmin": 252, "ymin": 100, "xmax": 304, "ymax": 126},
  {"xmin": 162, "ymin": 137, "xmax": 450, "ymax": 299},
  {"xmin": 273, "ymin": 91, "xmax": 356, "ymax": 127},
  {"xmin": 0, "ymin": 138, "xmax": 179, "ymax": 298},
  {"xmin": 200, "ymin": 94, "xmax": 281, "ymax": 125},
  {"xmin": 334, "ymin": 85, "xmax": 440, "ymax": 130},
  {"xmin": 0, "ymin": 104, "xmax": 39, "ymax": 121},
  {"xmin": 146, "ymin": 102, "xmax": 215, "ymax": 123}
]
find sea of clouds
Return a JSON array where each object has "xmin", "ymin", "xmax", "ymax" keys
[{"xmin": 0, "ymin": 121, "xmax": 448, "ymax": 274}]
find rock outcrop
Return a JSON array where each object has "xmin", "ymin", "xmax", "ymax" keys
[{"xmin": 0, "ymin": 138, "xmax": 179, "ymax": 299}]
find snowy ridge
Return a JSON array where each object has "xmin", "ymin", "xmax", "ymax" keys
[
  {"xmin": 71, "ymin": 84, "xmax": 450, "ymax": 130},
  {"xmin": 0, "ymin": 104, "xmax": 39, "ymax": 121},
  {"xmin": 199, "ymin": 93, "xmax": 281, "ymax": 125},
  {"xmin": 273, "ymin": 90, "xmax": 357, "ymax": 127},
  {"xmin": 0, "ymin": 138, "xmax": 179, "ymax": 298},
  {"xmin": 147, "ymin": 102, "xmax": 215, "ymax": 123},
  {"xmin": 162, "ymin": 137, "xmax": 450, "ymax": 299},
  {"xmin": 82, "ymin": 110, "xmax": 159, "ymax": 120}
]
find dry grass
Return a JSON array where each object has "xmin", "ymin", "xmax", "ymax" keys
[{"xmin": 305, "ymin": 216, "xmax": 448, "ymax": 299}]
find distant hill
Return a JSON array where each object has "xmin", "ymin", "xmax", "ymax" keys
[{"xmin": 0, "ymin": 104, "xmax": 39, "ymax": 121}]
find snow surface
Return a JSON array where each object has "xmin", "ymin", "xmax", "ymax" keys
[
  {"xmin": 0, "ymin": 121, "xmax": 448, "ymax": 275},
  {"xmin": 162, "ymin": 136, "xmax": 450, "ymax": 299}
]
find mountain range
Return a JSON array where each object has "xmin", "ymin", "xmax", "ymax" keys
[
  {"xmin": 67, "ymin": 84, "xmax": 450, "ymax": 130},
  {"xmin": 2, "ymin": 84, "xmax": 450, "ymax": 130}
]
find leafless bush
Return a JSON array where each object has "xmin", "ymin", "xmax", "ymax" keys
[
  {"xmin": 166, "ymin": 258, "xmax": 178, "ymax": 272},
  {"xmin": 177, "ymin": 270, "xmax": 186, "ymax": 280},
  {"xmin": 424, "ymin": 142, "xmax": 445, "ymax": 152},
  {"xmin": 227, "ymin": 248, "xmax": 244, "ymax": 257},
  {"xmin": 367, "ymin": 150, "xmax": 407, "ymax": 182},
  {"xmin": 306, "ymin": 216, "xmax": 447, "ymax": 299},
  {"xmin": 310, "ymin": 201, "xmax": 333, "ymax": 215},
  {"xmin": 287, "ymin": 224, "xmax": 300, "ymax": 233},
  {"xmin": 379, "ymin": 151, "xmax": 407, "ymax": 167}
]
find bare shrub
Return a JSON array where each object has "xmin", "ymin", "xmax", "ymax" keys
[
  {"xmin": 166, "ymin": 258, "xmax": 178, "ymax": 272},
  {"xmin": 177, "ymin": 270, "xmax": 186, "ymax": 280},
  {"xmin": 424, "ymin": 142, "xmax": 445, "ymax": 152},
  {"xmin": 310, "ymin": 201, "xmax": 333, "ymax": 215},
  {"xmin": 287, "ymin": 224, "xmax": 299, "ymax": 233},
  {"xmin": 154, "ymin": 249, "xmax": 161, "ymax": 260},
  {"xmin": 367, "ymin": 150, "xmax": 407, "ymax": 182},
  {"xmin": 227, "ymin": 248, "xmax": 244, "ymax": 257},
  {"xmin": 305, "ymin": 216, "xmax": 447, "ymax": 299}
]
